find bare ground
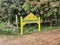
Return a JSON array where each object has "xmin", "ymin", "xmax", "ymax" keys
[{"xmin": 0, "ymin": 29, "xmax": 60, "ymax": 45}]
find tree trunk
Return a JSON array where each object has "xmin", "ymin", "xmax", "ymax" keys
[
  {"xmin": 16, "ymin": 15, "xmax": 18, "ymax": 29},
  {"xmin": 7, "ymin": 18, "xmax": 10, "ymax": 25}
]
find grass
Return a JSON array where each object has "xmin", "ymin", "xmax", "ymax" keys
[
  {"xmin": 0, "ymin": 21, "xmax": 19, "ymax": 35},
  {"xmin": 0, "ymin": 21, "xmax": 60, "ymax": 35},
  {"xmin": 41, "ymin": 25, "xmax": 60, "ymax": 31},
  {"xmin": 23, "ymin": 24, "xmax": 60, "ymax": 34}
]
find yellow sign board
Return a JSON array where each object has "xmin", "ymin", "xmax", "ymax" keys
[
  {"xmin": 24, "ymin": 13, "xmax": 38, "ymax": 20},
  {"xmin": 20, "ymin": 13, "xmax": 40, "ymax": 35}
]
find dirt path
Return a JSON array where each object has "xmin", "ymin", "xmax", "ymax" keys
[{"xmin": 0, "ymin": 29, "xmax": 60, "ymax": 45}]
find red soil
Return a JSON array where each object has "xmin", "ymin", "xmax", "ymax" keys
[{"xmin": 0, "ymin": 29, "xmax": 60, "ymax": 45}]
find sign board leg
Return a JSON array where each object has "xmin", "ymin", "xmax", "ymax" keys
[
  {"xmin": 38, "ymin": 17, "xmax": 40, "ymax": 32},
  {"xmin": 20, "ymin": 17, "xmax": 23, "ymax": 35}
]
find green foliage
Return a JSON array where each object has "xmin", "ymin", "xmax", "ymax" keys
[
  {"xmin": 0, "ymin": 0, "xmax": 60, "ymax": 22},
  {"xmin": 0, "ymin": 20, "xmax": 19, "ymax": 35},
  {"xmin": 0, "ymin": 0, "xmax": 60, "ymax": 35}
]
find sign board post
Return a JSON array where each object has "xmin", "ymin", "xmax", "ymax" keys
[
  {"xmin": 38, "ymin": 17, "xmax": 40, "ymax": 32},
  {"xmin": 20, "ymin": 17, "xmax": 23, "ymax": 35},
  {"xmin": 20, "ymin": 13, "xmax": 41, "ymax": 35}
]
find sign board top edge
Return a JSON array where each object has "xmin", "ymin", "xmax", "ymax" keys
[{"xmin": 24, "ymin": 13, "xmax": 38, "ymax": 20}]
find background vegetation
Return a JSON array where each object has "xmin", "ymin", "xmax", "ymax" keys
[{"xmin": 0, "ymin": 0, "xmax": 60, "ymax": 35}]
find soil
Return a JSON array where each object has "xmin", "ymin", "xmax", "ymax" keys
[{"xmin": 0, "ymin": 29, "xmax": 60, "ymax": 45}]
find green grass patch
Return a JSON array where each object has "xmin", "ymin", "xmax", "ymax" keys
[
  {"xmin": 23, "ymin": 25, "xmax": 60, "ymax": 34},
  {"xmin": 0, "ymin": 21, "xmax": 60, "ymax": 35}
]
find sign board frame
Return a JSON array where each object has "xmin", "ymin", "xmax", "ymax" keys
[{"xmin": 20, "ymin": 13, "xmax": 40, "ymax": 35}]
